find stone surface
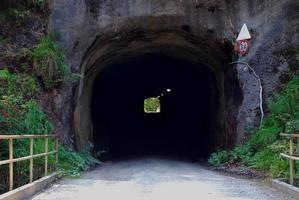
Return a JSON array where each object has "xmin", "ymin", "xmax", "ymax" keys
[{"xmin": 47, "ymin": 0, "xmax": 299, "ymax": 149}]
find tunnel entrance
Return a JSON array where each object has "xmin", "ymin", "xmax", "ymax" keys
[
  {"xmin": 74, "ymin": 31, "xmax": 242, "ymax": 161},
  {"xmin": 91, "ymin": 54, "xmax": 219, "ymax": 160}
]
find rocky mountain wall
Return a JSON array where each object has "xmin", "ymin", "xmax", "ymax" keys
[{"xmin": 48, "ymin": 0, "xmax": 299, "ymax": 149}]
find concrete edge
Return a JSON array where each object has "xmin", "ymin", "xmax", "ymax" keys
[
  {"xmin": 0, "ymin": 173, "xmax": 58, "ymax": 200},
  {"xmin": 271, "ymin": 178, "xmax": 299, "ymax": 199}
]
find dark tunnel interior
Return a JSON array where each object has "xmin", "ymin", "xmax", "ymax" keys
[{"xmin": 91, "ymin": 54, "xmax": 219, "ymax": 161}]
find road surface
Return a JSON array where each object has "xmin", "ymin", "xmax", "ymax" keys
[{"xmin": 30, "ymin": 157, "xmax": 295, "ymax": 200}]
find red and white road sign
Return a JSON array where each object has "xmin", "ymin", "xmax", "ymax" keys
[
  {"xmin": 236, "ymin": 24, "xmax": 251, "ymax": 56},
  {"xmin": 237, "ymin": 39, "xmax": 250, "ymax": 55}
]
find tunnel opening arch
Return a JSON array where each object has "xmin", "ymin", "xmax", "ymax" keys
[{"xmin": 73, "ymin": 29, "xmax": 243, "ymax": 160}]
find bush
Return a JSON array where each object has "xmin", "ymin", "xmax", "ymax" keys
[
  {"xmin": 251, "ymin": 141, "xmax": 289, "ymax": 177},
  {"xmin": 58, "ymin": 144, "xmax": 101, "ymax": 177},
  {"xmin": 0, "ymin": 96, "xmax": 53, "ymax": 134},
  {"xmin": 208, "ymin": 150, "xmax": 230, "ymax": 167},
  {"xmin": 230, "ymin": 144, "xmax": 253, "ymax": 165},
  {"xmin": 32, "ymin": 33, "xmax": 67, "ymax": 89},
  {"xmin": 0, "ymin": 96, "xmax": 99, "ymax": 193},
  {"xmin": 0, "ymin": 7, "xmax": 31, "ymax": 25},
  {"xmin": 0, "ymin": 69, "xmax": 40, "ymax": 98},
  {"xmin": 209, "ymin": 75, "xmax": 299, "ymax": 178}
]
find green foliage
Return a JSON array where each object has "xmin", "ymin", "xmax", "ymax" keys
[
  {"xmin": 0, "ymin": 7, "xmax": 31, "ymax": 25},
  {"xmin": 0, "ymin": 97, "xmax": 99, "ymax": 193},
  {"xmin": 230, "ymin": 144, "xmax": 253, "ymax": 165},
  {"xmin": 208, "ymin": 150, "xmax": 230, "ymax": 167},
  {"xmin": 0, "ymin": 69, "xmax": 40, "ymax": 98},
  {"xmin": 0, "ymin": 3, "xmax": 95, "ymax": 193},
  {"xmin": 67, "ymin": 73, "xmax": 83, "ymax": 84},
  {"xmin": 248, "ymin": 120, "xmax": 282, "ymax": 152},
  {"xmin": 32, "ymin": 33, "xmax": 67, "ymax": 89},
  {"xmin": 144, "ymin": 97, "xmax": 161, "ymax": 113},
  {"xmin": 209, "ymin": 75, "xmax": 299, "ymax": 178},
  {"xmin": 58, "ymin": 144, "xmax": 101, "ymax": 177},
  {"xmin": 27, "ymin": 0, "xmax": 49, "ymax": 12},
  {"xmin": 20, "ymin": 100, "xmax": 54, "ymax": 134},
  {"xmin": 251, "ymin": 140, "xmax": 289, "ymax": 177},
  {"xmin": 1, "ymin": 0, "xmax": 49, "ymax": 13},
  {"xmin": 286, "ymin": 119, "xmax": 299, "ymax": 133},
  {"xmin": 0, "ymin": 96, "xmax": 53, "ymax": 135}
]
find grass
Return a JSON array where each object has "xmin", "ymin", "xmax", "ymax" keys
[
  {"xmin": 209, "ymin": 75, "xmax": 299, "ymax": 178},
  {"xmin": 58, "ymin": 144, "xmax": 101, "ymax": 177},
  {"xmin": 32, "ymin": 33, "xmax": 67, "ymax": 89}
]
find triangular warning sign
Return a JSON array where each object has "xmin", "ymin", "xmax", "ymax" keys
[{"xmin": 237, "ymin": 24, "xmax": 251, "ymax": 41}]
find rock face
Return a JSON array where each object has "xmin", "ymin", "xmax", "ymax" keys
[{"xmin": 48, "ymin": 0, "xmax": 299, "ymax": 151}]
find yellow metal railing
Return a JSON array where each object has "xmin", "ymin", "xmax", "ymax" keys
[
  {"xmin": 0, "ymin": 135, "xmax": 58, "ymax": 191},
  {"xmin": 280, "ymin": 133, "xmax": 299, "ymax": 186}
]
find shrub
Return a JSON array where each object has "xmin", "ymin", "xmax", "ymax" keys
[
  {"xmin": 208, "ymin": 150, "xmax": 230, "ymax": 167},
  {"xmin": 230, "ymin": 144, "xmax": 253, "ymax": 165},
  {"xmin": 209, "ymin": 75, "xmax": 299, "ymax": 178},
  {"xmin": 0, "ymin": 96, "xmax": 53, "ymax": 134},
  {"xmin": 0, "ymin": 6, "xmax": 31, "ymax": 26},
  {"xmin": 32, "ymin": 33, "xmax": 67, "ymax": 89},
  {"xmin": 58, "ymin": 144, "xmax": 101, "ymax": 177},
  {"xmin": 251, "ymin": 140, "xmax": 289, "ymax": 177},
  {"xmin": 0, "ymin": 69, "xmax": 40, "ymax": 98}
]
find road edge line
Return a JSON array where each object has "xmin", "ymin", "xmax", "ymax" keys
[{"xmin": 0, "ymin": 173, "xmax": 58, "ymax": 200}]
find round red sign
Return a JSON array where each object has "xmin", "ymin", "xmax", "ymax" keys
[{"xmin": 237, "ymin": 39, "xmax": 250, "ymax": 56}]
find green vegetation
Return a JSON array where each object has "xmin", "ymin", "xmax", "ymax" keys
[
  {"xmin": 209, "ymin": 75, "xmax": 299, "ymax": 178},
  {"xmin": 58, "ymin": 145, "xmax": 101, "ymax": 177},
  {"xmin": 32, "ymin": 33, "xmax": 67, "ymax": 89},
  {"xmin": 144, "ymin": 97, "xmax": 161, "ymax": 113},
  {"xmin": 0, "ymin": 69, "xmax": 40, "ymax": 98},
  {"xmin": 0, "ymin": 1, "xmax": 97, "ymax": 195},
  {"xmin": 2, "ymin": 0, "xmax": 49, "ymax": 13},
  {"xmin": 0, "ymin": 7, "xmax": 31, "ymax": 26},
  {"xmin": 208, "ymin": 150, "xmax": 230, "ymax": 167},
  {"xmin": 0, "ymin": 69, "xmax": 99, "ymax": 193},
  {"xmin": 0, "ymin": 37, "xmax": 97, "ymax": 194}
]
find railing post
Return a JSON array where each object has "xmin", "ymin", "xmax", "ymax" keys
[
  {"xmin": 54, "ymin": 136, "xmax": 58, "ymax": 170},
  {"xmin": 9, "ymin": 138, "xmax": 13, "ymax": 191},
  {"xmin": 0, "ymin": 135, "xmax": 58, "ymax": 192},
  {"xmin": 44, "ymin": 137, "xmax": 48, "ymax": 176},
  {"xmin": 289, "ymin": 138, "xmax": 294, "ymax": 186},
  {"xmin": 297, "ymin": 137, "xmax": 299, "ymax": 175},
  {"xmin": 29, "ymin": 137, "xmax": 34, "ymax": 183}
]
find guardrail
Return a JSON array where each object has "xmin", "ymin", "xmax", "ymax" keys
[
  {"xmin": 0, "ymin": 135, "xmax": 58, "ymax": 191},
  {"xmin": 280, "ymin": 133, "xmax": 299, "ymax": 186}
]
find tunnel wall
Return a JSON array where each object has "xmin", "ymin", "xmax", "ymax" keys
[{"xmin": 46, "ymin": 0, "xmax": 299, "ymax": 150}]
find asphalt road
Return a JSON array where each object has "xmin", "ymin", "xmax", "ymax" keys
[{"xmin": 30, "ymin": 157, "xmax": 295, "ymax": 200}]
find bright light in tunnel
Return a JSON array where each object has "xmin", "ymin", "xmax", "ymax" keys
[{"xmin": 144, "ymin": 97, "xmax": 161, "ymax": 113}]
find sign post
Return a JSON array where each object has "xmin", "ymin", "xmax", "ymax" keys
[{"xmin": 236, "ymin": 24, "xmax": 251, "ymax": 56}]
